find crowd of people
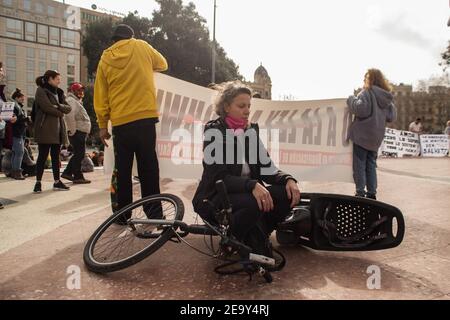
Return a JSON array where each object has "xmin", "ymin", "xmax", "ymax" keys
[
  {"xmin": 0, "ymin": 23, "xmax": 448, "ymax": 255},
  {"xmin": 0, "ymin": 64, "xmax": 104, "ymax": 209}
]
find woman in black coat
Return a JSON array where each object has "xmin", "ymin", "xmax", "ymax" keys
[
  {"xmin": 33, "ymin": 70, "xmax": 71, "ymax": 193},
  {"xmin": 192, "ymin": 81, "xmax": 301, "ymax": 252}
]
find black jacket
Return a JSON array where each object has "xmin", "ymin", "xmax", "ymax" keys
[
  {"xmin": 12, "ymin": 101, "xmax": 27, "ymax": 138},
  {"xmin": 192, "ymin": 117, "xmax": 297, "ymax": 214}
]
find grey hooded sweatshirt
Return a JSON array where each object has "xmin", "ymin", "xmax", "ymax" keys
[{"xmin": 347, "ymin": 85, "xmax": 397, "ymax": 152}]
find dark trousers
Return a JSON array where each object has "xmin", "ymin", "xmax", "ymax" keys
[
  {"xmin": 64, "ymin": 131, "xmax": 87, "ymax": 179},
  {"xmin": 112, "ymin": 118, "xmax": 160, "ymax": 214},
  {"xmin": 36, "ymin": 144, "xmax": 60, "ymax": 181},
  {"xmin": 352, "ymin": 143, "xmax": 378, "ymax": 197},
  {"xmin": 198, "ymin": 184, "xmax": 292, "ymax": 241},
  {"xmin": 228, "ymin": 185, "xmax": 292, "ymax": 240}
]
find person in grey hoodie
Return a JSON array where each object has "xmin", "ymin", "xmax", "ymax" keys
[
  {"xmin": 347, "ymin": 68, "xmax": 397, "ymax": 200},
  {"xmin": 61, "ymin": 82, "xmax": 92, "ymax": 184}
]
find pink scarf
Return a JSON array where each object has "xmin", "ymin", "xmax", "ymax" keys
[{"xmin": 225, "ymin": 115, "xmax": 248, "ymax": 136}]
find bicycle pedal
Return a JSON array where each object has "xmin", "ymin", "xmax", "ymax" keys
[{"xmin": 249, "ymin": 253, "xmax": 276, "ymax": 267}]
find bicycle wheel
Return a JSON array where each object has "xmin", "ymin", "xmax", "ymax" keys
[{"xmin": 83, "ymin": 194, "xmax": 184, "ymax": 273}]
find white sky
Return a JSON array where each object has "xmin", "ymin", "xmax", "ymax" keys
[{"xmin": 61, "ymin": 0, "xmax": 449, "ymax": 100}]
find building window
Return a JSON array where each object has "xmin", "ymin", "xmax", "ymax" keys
[
  {"xmin": 3, "ymin": 0, "xmax": 13, "ymax": 7},
  {"xmin": 49, "ymin": 27, "xmax": 60, "ymax": 46},
  {"xmin": 5, "ymin": 18, "xmax": 23, "ymax": 40},
  {"xmin": 39, "ymin": 61, "xmax": 47, "ymax": 74},
  {"xmin": 50, "ymin": 63, "xmax": 58, "ymax": 71},
  {"xmin": 27, "ymin": 48, "xmax": 35, "ymax": 59},
  {"xmin": 67, "ymin": 65, "xmax": 75, "ymax": 76},
  {"xmin": 68, "ymin": 77, "xmax": 75, "ymax": 85},
  {"xmin": 48, "ymin": 6, "xmax": 56, "ymax": 16},
  {"xmin": 7, "ymin": 83, "xmax": 16, "ymax": 94},
  {"xmin": 38, "ymin": 25, "xmax": 48, "ymax": 44},
  {"xmin": 67, "ymin": 54, "xmax": 76, "ymax": 65},
  {"xmin": 23, "ymin": 0, "xmax": 32, "ymax": 11},
  {"xmin": 61, "ymin": 29, "xmax": 77, "ymax": 48},
  {"xmin": 36, "ymin": 3, "xmax": 43, "ymax": 13},
  {"xmin": 27, "ymin": 72, "xmax": 34, "ymax": 83},
  {"xmin": 39, "ymin": 49, "xmax": 46, "ymax": 60},
  {"xmin": 6, "ymin": 57, "xmax": 16, "ymax": 69},
  {"xmin": 27, "ymin": 60, "xmax": 35, "ymax": 71},
  {"xmin": 25, "ymin": 22, "xmax": 36, "ymax": 41},
  {"xmin": 6, "ymin": 45, "xmax": 16, "ymax": 56},
  {"xmin": 50, "ymin": 51, "xmax": 58, "ymax": 61},
  {"xmin": 6, "ymin": 70, "xmax": 16, "ymax": 81},
  {"xmin": 27, "ymin": 86, "xmax": 35, "ymax": 97}
]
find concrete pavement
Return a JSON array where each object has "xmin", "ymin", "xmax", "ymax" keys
[{"xmin": 0, "ymin": 158, "xmax": 449, "ymax": 300}]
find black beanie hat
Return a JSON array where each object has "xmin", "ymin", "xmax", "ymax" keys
[{"xmin": 111, "ymin": 24, "xmax": 134, "ymax": 41}]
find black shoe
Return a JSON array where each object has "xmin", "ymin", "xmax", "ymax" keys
[
  {"xmin": 366, "ymin": 194, "xmax": 377, "ymax": 200},
  {"xmin": 0, "ymin": 203, "xmax": 4, "ymax": 210},
  {"xmin": 53, "ymin": 180, "xmax": 70, "ymax": 191},
  {"xmin": 61, "ymin": 173, "xmax": 74, "ymax": 181},
  {"xmin": 73, "ymin": 178, "xmax": 91, "ymax": 184},
  {"xmin": 33, "ymin": 182, "xmax": 42, "ymax": 194}
]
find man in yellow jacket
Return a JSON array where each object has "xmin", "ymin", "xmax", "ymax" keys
[{"xmin": 94, "ymin": 24, "xmax": 168, "ymax": 222}]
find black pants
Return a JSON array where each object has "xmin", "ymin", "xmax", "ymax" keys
[
  {"xmin": 64, "ymin": 131, "xmax": 87, "ymax": 179},
  {"xmin": 112, "ymin": 118, "xmax": 160, "ymax": 213},
  {"xmin": 36, "ymin": 144, "xmax": 60, "ymax": 181},
  {"xmin": 199, "ymin": 184, "xmax": 292, "ymax": 241},
  {"xmin": 228, "ymin": 185, "xmax": 291, "ymax": 240}
]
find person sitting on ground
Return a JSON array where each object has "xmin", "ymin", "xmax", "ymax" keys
[
  {"xmin": 409, "ymin": 118, "xmax": 423, "ymax": 134},
  {"xmin": 192, "ymin": 81, "xmax": 301, "ymax": 259},
  {"xmin": 90, "ymin": 151, "xmax": 104, "ymax": 167},
  {"xmin": 90, "ymin": 151, "xmax": 99, "ymax": 167},
  {"xmin": 1, "ymin": 149, "xmax": 12, "ymax": 177},
  {"xmin": 22, "ymin": 145, "xmax": 36, "ymax": 177},
  {"xmin": 24, "ymin": 139, "xmax": 34, "ymax": 161},
  {"xmin": 97, "ymin": 151, "xmax": 104, "ymax": 166},
  {"xmin": 81, "ymin": 153, "xmax": 94, "ymax": 173},
  {"xmin": 60, "ymin": 146, "xmax": 72, "ymax": 161},
  {"xmin": 2, "ymin": 148, "xmax": 36, "ymax": 177}
]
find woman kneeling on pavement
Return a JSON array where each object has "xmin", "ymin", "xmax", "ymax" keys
[
  {"xmin": 192, "ymin": 81, "xmax": 301, "ymax": 257},
  {"xmin": 61, "ymin": 82, "xmax": 92, "ymax": 184}
]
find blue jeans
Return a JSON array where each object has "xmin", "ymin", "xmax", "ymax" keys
[
  {"xmin": 352, "ymin": 144, "xmax": 377, "ymax": 197},
  {"xmin": 12, "ymin": 136, "xmax": 25, "ymax": 171}
]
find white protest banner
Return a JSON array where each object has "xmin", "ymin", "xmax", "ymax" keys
[
  {"xmin": 0, "ymin": 101, "xmax": 14, "ymax": 121},
  {"xmin": 104, "ymin": 73, "xmax": 353, "ymax": 183},
  {"xmin": 379, "ymin": 128, "xmax": 420, "ymax": 157},
  {"xmin": 420, "ymin": 135, "xmax": 449, "ymax": 157}
]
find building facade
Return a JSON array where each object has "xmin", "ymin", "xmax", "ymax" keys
[
  {"xmin": 391, "ymin": 84, "xmax": 450, "ymax": 134},
  {"xmin": 0, "ymin": 0, "xmax": 82, "ymax": 112},
  {"xmin": 247, "ymin": 64, "xmax": 272, "ymax": 100},
  {"xmin": 0, "ymin": 0, "xmax": 116, "ymax": 112}
]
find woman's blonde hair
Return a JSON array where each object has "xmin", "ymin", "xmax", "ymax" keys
[
  {"xmin": 364, "ymin": 68, "xmax": 392, "ymax": 92},
  {"xmin": 447, "ymin": 120, "xmax": 450, "ymax": 127},
  {"xmin": 214, "ymin": 81, "xmax": 253, "ymax": 117}
]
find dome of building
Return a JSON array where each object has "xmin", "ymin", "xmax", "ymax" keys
[{"xmin": 254, "ymin": 64, "xmax": 269, "ymax": 79}]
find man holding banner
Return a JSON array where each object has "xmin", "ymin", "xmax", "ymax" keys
[{"xmin": 94, "ymin": 24, "xmax": 168, "ymax": 221}]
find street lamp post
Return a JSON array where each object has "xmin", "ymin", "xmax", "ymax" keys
[{"xmin": 211, "ymin": 0, "xmax": 217, "ymax": 84}]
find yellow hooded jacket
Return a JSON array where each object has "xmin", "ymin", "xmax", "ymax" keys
[{"xmin": 94, "ymin": 38, "xmax": 168, "ymax": 129}]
